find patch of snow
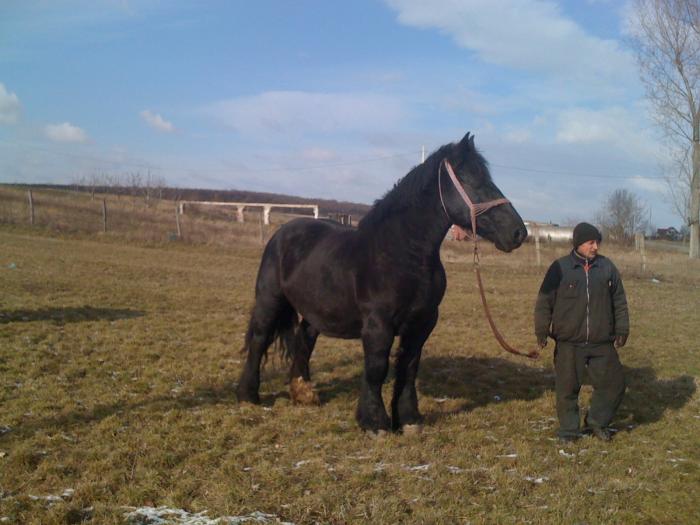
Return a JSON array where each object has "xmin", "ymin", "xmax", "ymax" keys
[
  {"xmin": 123, "ymin": 507, "xmax": 294, "ymax": 525},
  {"xmin": 524, "ymin": 476, "xmax": 549, "ymax": 484},
  {"xmin": 403, "ymin": 464, "xmax": 431, "ymax": 472}
]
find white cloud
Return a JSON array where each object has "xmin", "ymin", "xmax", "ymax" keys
[
  {"xmin": 300, "ymin": 147, "xmax": 337, "ymax": 162},
  {"xmin": 504, "ymin": 128, "xmax": 532, "ymax": 143},
  {"xmin": 44, "ymin": 122, "xmax": 88, "ymax": 143},
  {"xmin": 203, "ymin": 91, "xmax": 405, "ymax": 137},
  {"xmin": 629, "ymin": 175, "xmax": 666, "ymax": 194},
  {"xmin": 553, "ymin": 107, "xmax": 659, "ymax": 161},
  {"xmin": 555, "ymin": 107, "xmax": 628, "ymax": 144},
  {"xmin": 0, "ymin": 83, "xmax": 21, "ymax": 124},
  {"xmin": 140, "ymin": 109, "xmax": 175, "ymax": 133},
  {"xmin": 384, "ymin": 0, "xmax": 636, "ymax": 95}
]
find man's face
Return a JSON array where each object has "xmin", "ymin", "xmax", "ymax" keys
[{"xmin": 576, "ymin": 239, "xmax": 599, "ymax": 259}]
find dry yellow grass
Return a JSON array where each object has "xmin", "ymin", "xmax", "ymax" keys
[{"xmin": 0, "ymin": 189, "xmax": 699, "ymax": 524}]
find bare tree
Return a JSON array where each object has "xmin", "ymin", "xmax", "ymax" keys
[
  {"xmin": 628, "ymin": 0, "xmax": 700, "ymax": 257},
  {"xmin": 665, "ymin": 144, "xmax": 694, "ymax": 222},
  {"xmin": 596, "ymin": 189, "xmax": 650, "ymax": 245}
]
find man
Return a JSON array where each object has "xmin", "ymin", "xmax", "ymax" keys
[{"xmin": 534, "ymin": 222, "xmax": 629, "ymax": 442}]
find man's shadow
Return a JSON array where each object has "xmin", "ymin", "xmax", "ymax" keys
[
  {"xmin": 0, "ymin": 306, "xmax": 144, "ymax": 324},
  {"xmin": 617, "ymin": 365, "xmax": 696, "ymax": 427}
]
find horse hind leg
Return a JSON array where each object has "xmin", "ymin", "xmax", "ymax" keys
[
  {"xmin": 236, "ymin": 295, "xmax": 295, "ymax": 405},
  {"xmin": 288, "ymin": 319, "xmax": 320, "ymax": 405}
]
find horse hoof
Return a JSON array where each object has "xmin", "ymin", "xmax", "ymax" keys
[
  {"xmin": 366, "ymin": 429, "xmax": 389, "ymax": 440},
  {"xmin": 402, "ymin": 424, "xmax": 423, "ymax": 436},
  {"xmin": 237, "ymin": 394, "xmax": 261, "ymax": 405},
  {"xmin": 235, "ymin": 385, "xmax": 261, "ymax": 405},
  {"xmin": 289, "ymin": 377, "xmax": 320, "ymax": 406}
]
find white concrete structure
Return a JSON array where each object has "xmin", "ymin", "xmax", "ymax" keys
[
  {"xmin": 525, "ymin": 221, "xmax": 574, "ymax": 243},
  {"xmin": 178, "ymin": 201, "xmax": 319, "ymax": 225}
]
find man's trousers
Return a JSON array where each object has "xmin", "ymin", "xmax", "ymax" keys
[{"xmin": 554, "ymin": 341, "xmax": 625, "ymax": 438}]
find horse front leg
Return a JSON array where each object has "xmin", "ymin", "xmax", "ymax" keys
[
  {"xmin": 391, "ymin": 309, "xmax": 438, "ymax": 433},
  {"xmin": 357, "ymin": 316, "xmax": 394, "ymax": 434},
  {"xmin": 288, "ymin": 320, "xmax": 320, "ymax": 405}
]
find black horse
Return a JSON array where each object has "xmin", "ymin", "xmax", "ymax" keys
[{"xmin": 236, "ymin": 132, "xmax": 527, "ymax": 433}]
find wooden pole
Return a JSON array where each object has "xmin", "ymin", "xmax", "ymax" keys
[
  {"xmin": 534, "ymin": 226, "xmax": 541, "ymax": 267},
  {"xmin": 259, "ymin": 209, "xmax": 265, "ymax": 246},
  {"xmin": 175, "ymin": 203, "xmax": 182, "ymax": 239},
  {"xmin": 102, "ymin": 199, "xmax": 107, "ymax": 232},
  {"xmin": 27, "ymin": 190, "xmax": 34, "ymax": 225},
  {"xmin": 637, "ymin": 232, "xmax": 647, "ymax": 273}
]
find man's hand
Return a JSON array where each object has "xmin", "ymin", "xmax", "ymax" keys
[
  {"xmin": 537, "ymin": 336, "xmax": 548, "ymax": 349},
  {"xmin": 614, "ymin": 334, "xmax": 628, "ymax": 348}
]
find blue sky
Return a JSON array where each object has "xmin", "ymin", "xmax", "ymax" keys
[{"xmin": 0, "ymin": 0, "xmax": 681, "ymax": 227}]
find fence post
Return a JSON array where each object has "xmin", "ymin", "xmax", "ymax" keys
[
  {"xmin": 175, "ymin": 203, "xmax": 182, "ymax": 239},
  {"xmin": 102, "ymin": 199, "xmax": 108, "ymax": 232},
  {"xmin": 534, "ymin": 226, "xmax": 541, "ymax": 268},
  {"xmin": 27, "ymin": 190, "xmax": 35, "ymax": 225},
  {"xmin": 636, "ymin": 232, "xmax": 647, "ymax": 273},
  {"xmin": 259, "ymin": 209, "xmax": 265, "ymax": 246}
]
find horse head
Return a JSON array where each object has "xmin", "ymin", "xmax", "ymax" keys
[{"xmin": 440, "ymin": 132, "xmax": 527, "ymax": 252}]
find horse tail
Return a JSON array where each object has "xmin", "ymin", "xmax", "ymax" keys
[{"xmin": 240, "ymin": 298, "xmax": 298, "ymax": 363}]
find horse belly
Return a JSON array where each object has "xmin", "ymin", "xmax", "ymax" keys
[
  {"xmin": 284, "ymin": 266, "xmax": 362, "ymax": 339},
  {"xmin": 303, "ymin": 310, "xmax": 362, "ymax": 339}
]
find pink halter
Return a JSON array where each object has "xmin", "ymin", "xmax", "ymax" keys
[
  {"xmin": 438, "ymin": 158, "xmax": 539, "ymax": 360},
  {"xmin": 438, "ymin": 159, "xmax": 510, "ymax": 238}
]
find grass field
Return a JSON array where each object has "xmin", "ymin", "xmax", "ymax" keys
[{"xmin": 0, "ymin": 222, "xmax": 699, "ymax": 524}]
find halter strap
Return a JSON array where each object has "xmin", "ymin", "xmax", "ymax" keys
[
  {"xmin": 438, "ymin": 158, "xmax": 539, "ymax": 360},
  {"xmin": 438, "ymin": 159, "xmax": 510, "ymax": 239}
]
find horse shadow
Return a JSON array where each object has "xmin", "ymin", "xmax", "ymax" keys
[
  {"xmin": 0, "ymin": 306, "xmax": 144, "ymax": 324},
  {"xmin": 417, "ymin": 356, "xmax": 554, "ymax": 421},
  {"xmin": 304, "ymin": 355, "xmax": 553, "ymax": 412},
  {"xmin": 312, "ymin": 355, "xmax": 695, "ymax": 430}
]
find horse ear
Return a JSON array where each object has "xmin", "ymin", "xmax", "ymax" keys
[{"xmin": 460, "ymin": 132, "xmax": 475, "ymax": 150}]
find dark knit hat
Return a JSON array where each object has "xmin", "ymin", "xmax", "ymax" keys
[{"xmin": 572, "ymin": 222, "xmax": 602, "ymax": 248}]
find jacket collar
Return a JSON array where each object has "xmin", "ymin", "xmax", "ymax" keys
[{"xmin": 569, "ymin": 249, "xmax": 598, "ymax": 268}]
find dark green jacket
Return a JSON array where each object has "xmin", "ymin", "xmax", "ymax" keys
[{"xmin": 534, "ymin": 251, "xmax": 629, "ymax": 345}]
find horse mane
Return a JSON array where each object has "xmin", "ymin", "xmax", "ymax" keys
[{"xmin": 358, "ymin": 138, "xmax": 492, "ymax": 231}]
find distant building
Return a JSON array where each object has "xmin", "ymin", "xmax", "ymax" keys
[{"xmin": 656, "ymin": 227, "xmax": 680, "ymax": 241}]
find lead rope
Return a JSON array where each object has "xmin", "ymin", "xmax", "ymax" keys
[{"xmin": 440, "ymin": 159, "xmax": 539, "ymax": 360}]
